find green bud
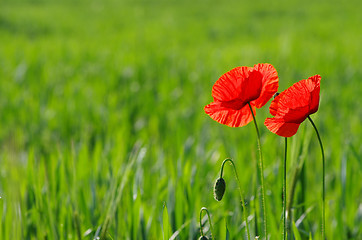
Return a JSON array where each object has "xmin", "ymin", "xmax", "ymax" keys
[
  {"xmin": 199, "ymin": 236, "xmax": 209, "ymax": 240},
  {"xmin": 213, "ymin": 177, "xmax": 226, "ymax": 201}
]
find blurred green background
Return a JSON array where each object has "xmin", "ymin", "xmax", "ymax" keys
[{"xmin": 0, "ymin": 0, "xmax": 361, "ymax": 239}]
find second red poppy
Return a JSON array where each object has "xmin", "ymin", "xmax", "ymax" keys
[{"xmin": 264, "ymin": 75, "xmax": 321, "ymax": 137}]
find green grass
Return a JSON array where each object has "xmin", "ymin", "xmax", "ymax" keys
[{"xmin": 0, "ymin": 0, "xmax": 361, "ymax": 239}]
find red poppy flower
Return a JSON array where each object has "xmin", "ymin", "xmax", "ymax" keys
[
  {"xmin": 264, "ymin": 75, "xmax": 321, "ymax": 137},
  {"xmin": 204, "ymin": 63, "xmax": 279, "ymax": 127}
]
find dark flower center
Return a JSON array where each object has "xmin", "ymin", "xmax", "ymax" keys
[{"xmin": 220, "ymin": 99, "xmax": 246, "ymax": 110}]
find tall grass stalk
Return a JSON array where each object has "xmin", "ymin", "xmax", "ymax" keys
[{"xmin": 99, "ymin": 145, "xmax": 138, "ymax": 239}]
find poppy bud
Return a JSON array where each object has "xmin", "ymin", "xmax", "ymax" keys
[
  {"xmin": 199, "ymin": 236, "xmax": 209, "ymax": 240},
  {"xmin": 213, "ymin": 177, "xmax": 226, "ymax": 201}
]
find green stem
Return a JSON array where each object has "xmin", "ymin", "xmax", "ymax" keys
[
  {"xmin": 220, "ymin": 158, "xmax": 251, "ymax": 240},
  {"xmin": 307, "ymin": 116, "xmax": 325, "ymax": 240},
  {"xmin": 282, "ymin": 138, "xmax": 287, "ymax": 240},
  {"xmin": 199, "ymin": 207, "xmax": 215, "ymax": 239},
  {"xmin": 248, "ymin": 102, "xmax": 267, "ymax": 239}
]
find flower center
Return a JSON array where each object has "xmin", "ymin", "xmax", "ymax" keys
[{"xmin": 220, "ymin": 99, "xmax": 246, "ymax": 110}]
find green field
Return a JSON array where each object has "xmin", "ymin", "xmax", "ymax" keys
[{"xmin": 0, "ymin": 0, "xmax": 361, "ymax": 239}]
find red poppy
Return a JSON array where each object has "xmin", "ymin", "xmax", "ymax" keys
[
  {"xmin": 264, "ymin": 75, "xmax": 321, "ymax": 137},
  {"xmin": 204, "ymin": 63, "xmax": 279, "ymax": 127}
]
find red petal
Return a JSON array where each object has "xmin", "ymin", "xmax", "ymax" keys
[
  {"xmin": 264, "ymin": 117, "xmax": 300, "ymax": 137},
  {"xmin": 212, "ymin": 66, "xmax": 258, "ymax": 102},
  {"xmin": 269, "ymin": 75, "xmax": 320, "ymax": 122},
  {"xmin": 282, "ymin": 106, "xmax": 310, "ymax": 123},
  {"xmin": 204, "ymin": 101, "xmax": 255, "ymax": 127},
  {"xmin": 240, "ymin": 70, "xmax": 263, "ymax": 103},
  {"xmin": 269, "ymin": 93, "xmax": 281, "ymax": 116},
  {"xmin": 253, "ymin": 63, "xmax": 279, "ymax": 108},
  {"xmin": 305, "ymin": 75, "xmax": 321, "ymax": 114}
]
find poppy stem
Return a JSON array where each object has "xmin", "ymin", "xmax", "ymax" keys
[
  {"xmin": 282, "ymin": 137, "xmax": 287, "ymax": 240},
  {"xmin": 307, "ymin": 116, "xmax": 325, "ymax": 240},
  {"xmin": 199, "ymin": 207, "xmax": 215, "ymax": 238},
  {"xmin": 247, "ymin": 102, "xmax": 267, "ymax": 240},
  {"xmin": 220, "ymin": 158, "xmax": 251, "ymax": 240}
]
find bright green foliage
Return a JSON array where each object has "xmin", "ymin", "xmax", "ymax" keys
[
  {"xmin": 163, "ymin": 203, "xmax": 171, "ymax": 240},
  {"xmin": 292, "ymin": 221, "xmax": 302, "ymax": 240},
  {"xmin": 0, "ymin": 0, "xmax": 361, "ymax": 239}
]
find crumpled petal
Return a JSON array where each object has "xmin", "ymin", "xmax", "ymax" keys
[
  {"xmin": 212, "ymin": 66, "xmax": 251, "ymax": 102},
  {"xmin": 264, "ymin": 117, "xmax": 301, "ymax": 137},
  {"xmin": 253, "ymin": 63, "xmax": 279, "ymax": 108},
  {"xmin": 305, "ymin": 75, "xmax": 321, "ymax": 114},
  {"xmin": 282, "ymin": 106, "xmax": 311, "ymax": 123},
  {"xmin": 204, "ymin": 101, "xmax": 256, "ymax": 127},
  {"xmin": 212, "ymin": 66, "xmax": 262, "ymax": 103},
  {"xmin": 269, "ymin": 75, "xmax": 321, "ymax": 123}
]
